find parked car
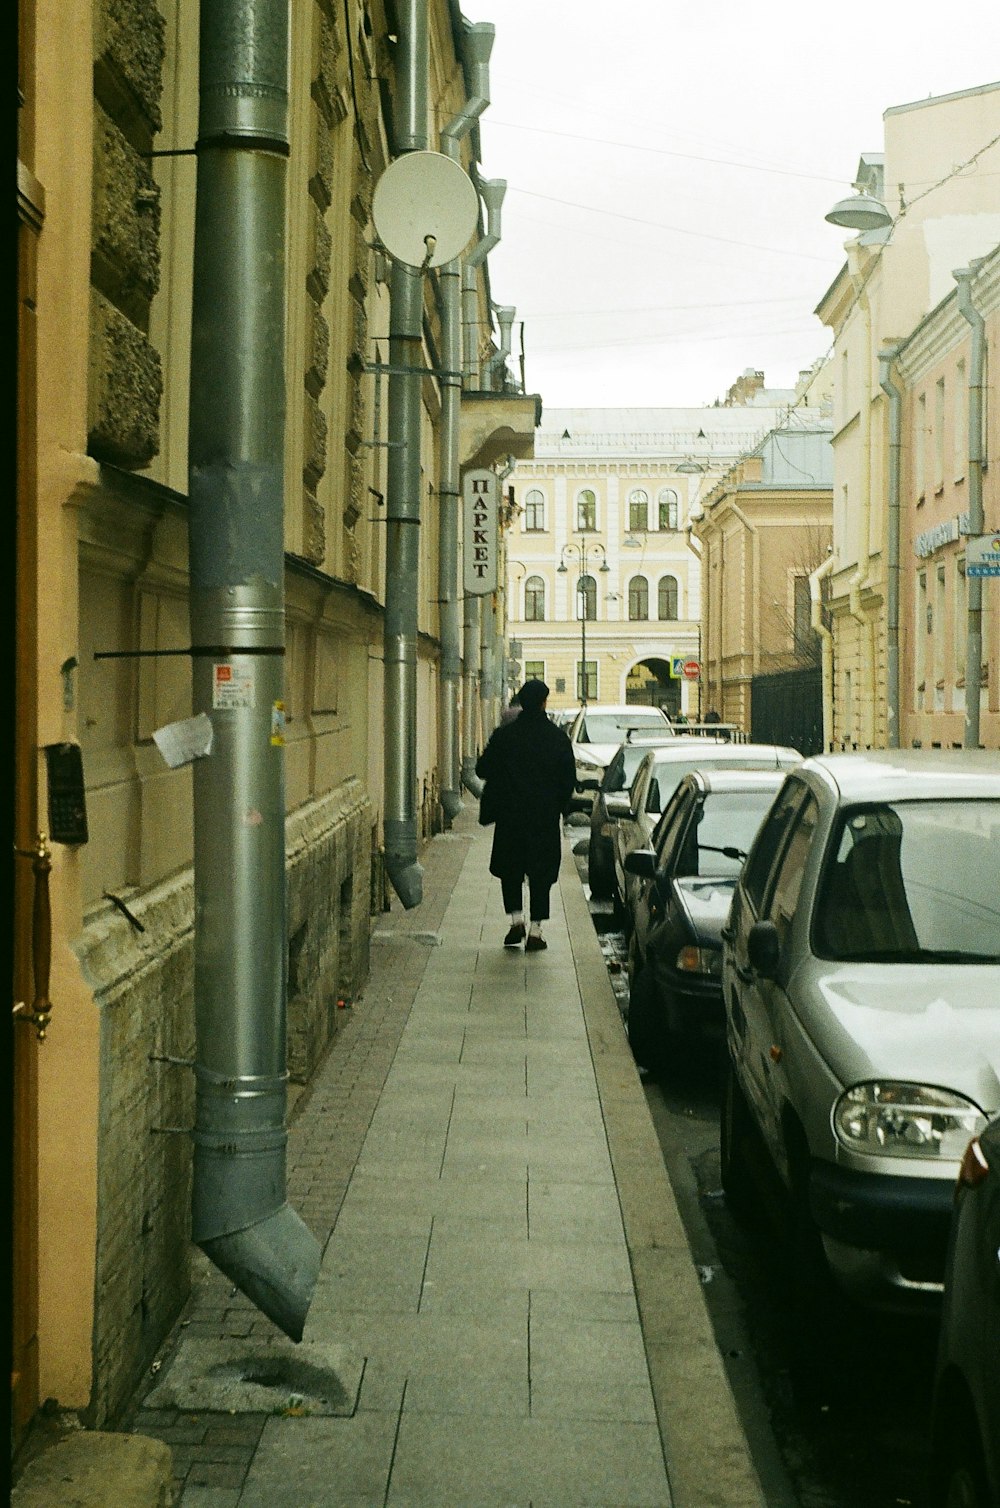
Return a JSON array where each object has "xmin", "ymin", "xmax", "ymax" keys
[
  {"xmin": 568, "ymin": 704, "xmax": 673, "ymax": 811},
  {"xmin": 931, "ymin": 1112, "xmax": 1000, "ymax": 1508},
  {"xmin": 721, "ymin": 750, "xmax": 1000, "ymax": 1310},
  {"xmin": 586, "ymin": 733, "xmax": 678, "ymax": 899},
  {"xmin": 612, "ymin": 742, "xmax": 801, "ymax": 926},
  {"xmin": 624, "ymin": 769, "xmax": 787, "ymax": 1074}
]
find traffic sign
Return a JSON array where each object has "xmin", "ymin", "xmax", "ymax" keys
[{"xmin": 682, "ymin": 660, "xmax": 700, "ymax": 680}]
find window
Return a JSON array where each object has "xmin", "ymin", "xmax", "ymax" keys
[
  {"xmin": 577, "ymin": 488, "xmax": 597, "ymax": 532},
  {"xmin": 741, "ymin": 778, "xmax": 809, "ymax": 915},
  {"xmin": 577, "ymin": 574, "xmax": 597, "ymax": 621},
  {"xmin": 954, "ymin": 360, "xmax": 966, "ymax": 480},
  {"xmin": 524, "ymin": 575, "xmax": 545, "ymax": 622},
  {"xmin": 525, "ymin": 659, "xmax": 544, "ymax": 681},
  {"xmin": 657, "ymin": 575, "xmax": 679, "ymax": 621},
  {"xmin": 915, "ymin": 393, "xmax": 926, "ymax": 499},
  {"xmin": 577, "ymin": 659, "xmax": 597, "ymax": 701},
  {"xmin": 628, "ymin": 487, "xmax": 649, "ymax": 532},
  {"xmin": 763, "ymin": 793, "xmax": 819, "ymax": 948},
  {"xmin": 523, "ymin": 488, "xmax": 545, "ymax": 531},
  {"xmin": 934, "ymin": 377, "xmax": 945, "ymax": 490},
  {"xmin": 916, "ymin": 571, "xmax": 927, "ymax": 707},
  {"xmin": 793, "ymin": 575, "xmax": 814, "ymax": 657},
  {"xmin": 658, "ymin": 488, "xmax": 679, "ymax": 531},
  {"xmin": 628, "ymin": 575, "xmax": 648, "ymax": 621}
]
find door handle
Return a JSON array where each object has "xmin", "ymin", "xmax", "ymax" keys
[
  {"xmin": 13, "ymin": 833, "xmax": 52, "ymax": 1040},
  {"xmin": 734, "ymin": 961, "xmax": 753, "ymax": 983}
]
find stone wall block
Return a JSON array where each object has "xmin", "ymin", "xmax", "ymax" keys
[
  {"xmin": 348, "ymin": 216, "xmax": 369, "ymax": 303},
  {"xmin": 311, "ymin": 12, "xmax": 346, "ymax": 128},
  {"xmin": 303, "ymin": 390, "xmax": 329, "ymax": 491},
  {"xmin": 92, "ymin": 107, "xmax": 161, "ymax": 323},
  {"xmin": 308, "ymin": 114, "xmax": 334, "ymax": 211},
  {"xmin": 89, "ymin": 291, "xmax": 163, "ymax": 469},
  {"xmin": 93, "ymin": 0, "xmax": 167, "ymax": 143},
  {"xmin": 302, "ymin": 490, "xmax": 327, "ymax": 566},
  {"xmin": 306, "ymin": 205, "xmax": 332, "ymax": 304},
  {"xmin": 305, "ymin": 304, "xmax": 330, "ymax": 399}
]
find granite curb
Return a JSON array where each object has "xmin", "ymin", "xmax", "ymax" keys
[{"xmin": 559, "ymin": 855, "xmax": 767, "ymax": 1508}]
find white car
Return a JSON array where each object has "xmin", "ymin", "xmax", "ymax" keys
[
  {"xmin": 568, "ymin": 704, "xmax": 674, "ymax": 811},
  {"xmin": 722, "ymin": 750, "xmax": 1000, "ymax": 1309}
]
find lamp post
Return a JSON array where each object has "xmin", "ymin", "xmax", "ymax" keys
[{"xmin": 558, "ymin": 541, "xmax": 609, "ymax": 705}]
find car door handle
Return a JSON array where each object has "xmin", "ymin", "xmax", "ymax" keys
[
  {"xmin": 720, "ymin": 925, "xmax": 734, "ymax": 943},
  {"xmin": 734, "ymin": 961, "xmax": 753, "ymax": 983}
]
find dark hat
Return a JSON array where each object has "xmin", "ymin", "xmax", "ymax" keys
[{"xmin": 515, "ymin": 678, "xmax": 549, "ymax": 711}]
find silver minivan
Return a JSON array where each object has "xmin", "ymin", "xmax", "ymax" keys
[{"xmin": 721, "ymin": 750, "xmax": 1000, "ymax": 1308}]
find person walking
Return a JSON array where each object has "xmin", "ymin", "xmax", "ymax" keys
[{"xmin": 475, "ymin": 679, "xmax": 575, "ymax": 951}]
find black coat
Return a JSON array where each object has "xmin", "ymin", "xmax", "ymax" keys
[{"xmin": 475, "ymin": 709, "xmax": 576, "ymax": 882}]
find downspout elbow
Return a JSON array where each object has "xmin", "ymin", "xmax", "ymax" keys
[
  {"xmin": 196, "ymin": 1207, "xmax": 320, "ymax": 1345},
  {"xmin": 383, "ymin": 824, "xmax": 424, "ymax": 909}
]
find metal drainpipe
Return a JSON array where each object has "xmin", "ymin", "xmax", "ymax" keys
[
  {"xmin": 462, "ymin": 178, "xmax": 506, "ymax": 386},
  {"xmin": 459, "ymin": 177, "xmax": 505, "ymax": 794},
  {"xmin": 383, "ymin": 0, "xmax": 428, "ymax": 908},
  {"xmin": 810, "ymin": 554, "xmax": 836, "ymax": 750},
  {"xmin": 480, "ymin": 590, "xmax": 497, "ymax": 739},
  {"xmin": 955, "ymin": 263, "xmax": 986, "ymax": 749},
  {"xmin": 439, "ymin": 22, "xmax": 494, "ymax": 821},
  {"xmin": 187, "ymin": 0, "xmax": 320, "ymax": 1341},
  {"xmin": 878, "ymin": 345, "xmax": 903, "ymax": 748},
  {"xmin": 847, "ymin": 259, "xmax": 876, "ymax": 747}
]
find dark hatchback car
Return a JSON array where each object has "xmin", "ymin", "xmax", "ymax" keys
[
  {"xmin": 586, "ymin": 734, "xmax": 676, "ymax": 899},
  {"xmin": 931, "ymin": 1112, "xmax": 1000, "ymax": 1508},
  {"xmin": 624, "ymin": 769, "xmax": 785, "ymax": 1074}
]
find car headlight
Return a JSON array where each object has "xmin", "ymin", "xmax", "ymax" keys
[
  {"xmin": 675, "ymin": 945, "xmax": 722, "ymax": 977},
  {"xmin": 833, "ymin": 1082, "xmax": 987, "ymax": 1160}
]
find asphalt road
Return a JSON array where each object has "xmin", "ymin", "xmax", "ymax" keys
[{"xmin": 570, "ymin": 829, "xmax": 940, "ymax": 1508}]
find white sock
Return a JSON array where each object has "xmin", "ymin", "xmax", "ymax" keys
[
  {"xmin": 510, "ymin": 911, "xmax": 524, "ymax": 925},
  {"xmin": 528, "ymin": 921, "xmax": 542, "ymax": 937}
]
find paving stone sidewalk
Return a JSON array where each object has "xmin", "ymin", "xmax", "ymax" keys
[{"xmin": 126, "ymin": 807, "xmax": 764, "ymax": 1507}]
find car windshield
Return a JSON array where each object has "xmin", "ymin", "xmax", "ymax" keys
[
  {"xmin": 582, "ymin": 711, "xmax": 667, "ymax": 743},
  {"xmin": 814, "ymin": 800, "xmax": 1000, "ymax": 962},
  {"xmin": 647, "ymin": 753, "xmax": 785, "ymax": 814},
  {"xmin": 678, "ymin": 790, "xmax": 780, "ymax": 878}
]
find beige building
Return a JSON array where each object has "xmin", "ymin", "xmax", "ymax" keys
[
  {"xmin": 816, "ymin": 82, "xmax": 1000, "ymax": 750},
  {"xmin": 692, "ymin": 418, "xmax": 833, "ymax": 743},
  {"xmin": 15, "ymin": 0, "xmax": 534, "ymax": 1441},
  {"xmin": 507, "ymin": 397, "xmax": 793, "ymax": 721},
  {"xmin": 893, "ymin": 246, "xmax": 1000, "ymax": 748}
]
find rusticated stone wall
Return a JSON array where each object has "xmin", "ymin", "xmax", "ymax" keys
[
  {"xmin": 76, "ymin": 781, "xmax": 372, "ymax": 1425},
  {"xmin": 89, "ymin": 0, "xmax": 165, "ymax": 467}
]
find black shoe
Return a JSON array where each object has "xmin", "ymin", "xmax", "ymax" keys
[
  {"xmin": 525, "ymin": 933, "xmax": 547, "ymax": 952},
  {"xmin": 504, "ymin": 922, "xmax": 526, "ymax": 947}
]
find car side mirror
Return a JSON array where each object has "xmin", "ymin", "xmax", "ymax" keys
[
  {"xmin": 747, "ymin": 920, "xmax": 781, "ymax": 979},
  {"xmin": 624, "ymin": 848, "xmax": 656, "ymax": 879},
  {"xmin": 604, "ymin": 792, "xmax": 631, "ymax": 819}
]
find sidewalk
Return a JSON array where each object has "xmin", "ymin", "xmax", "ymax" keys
[{"xmin": 128, "ymin": 808, "xmax": 765, "ymax": 1508}]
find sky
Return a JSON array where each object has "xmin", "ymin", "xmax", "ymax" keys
[{"xmin": 468, "ymin": 0, "xmax": 1000, "ymax": 410}]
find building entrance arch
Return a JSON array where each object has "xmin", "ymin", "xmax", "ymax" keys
[{"xmin": 625, "ymin": 657, "xmax": 680, "ymax": 717}]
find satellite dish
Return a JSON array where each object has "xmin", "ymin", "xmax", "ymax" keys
[{"xmin": 372, "ymin": 151, "xmax": 479, "ymax": 269}]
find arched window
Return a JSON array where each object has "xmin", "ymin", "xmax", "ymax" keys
[
  {"xmin": 524, "ymin": 575, "xmax": 545, "ymax": 621},
  {"xmin": 658, "ymin": 574, "xmax": 679, "ymax": 620},
  {"xmin": 658, "ymin": 488, "xmax": 679, "ymax": 531},
  {"xmin": 628, "ymin": 575, "xmax": 649, "ymax": 621},
  {"xmin": 523, "ymin": 488, "xmax": 545, "ymax": 531},
  {"xmin": 628, "ymin": 487, "xmax": 649, "ymax": 532},
  {"xmin": 577, "ymin": 573, "xmax": 597, "ymax": 621},
  {"xmin": 576, "ymin": 489, "xmax": 597, "ymax": 532}
]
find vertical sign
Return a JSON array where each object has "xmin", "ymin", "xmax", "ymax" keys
[{"xmin": 463, "ymin": 469, "xmax": 498, "ymax": 595}]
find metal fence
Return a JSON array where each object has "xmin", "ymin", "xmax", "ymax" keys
[{"xmin": 750, "ymin": 667, "xmax": 824, "ymax": 756}]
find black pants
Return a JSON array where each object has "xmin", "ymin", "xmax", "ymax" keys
[{"xmin": 500, "ymin": 870, "xmax": 551, "ymax": 923}]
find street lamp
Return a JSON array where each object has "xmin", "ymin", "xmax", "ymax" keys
[{"xmin": 558, "ymin": 541, "xmax": 610, "ymax": 705}]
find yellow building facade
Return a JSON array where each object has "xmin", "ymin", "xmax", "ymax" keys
[{"xmin": 15, "ymin": 0, "xmax": 534, "ymax": 1440}]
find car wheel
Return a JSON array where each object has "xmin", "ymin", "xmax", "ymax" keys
[
  {"xmin": 720, "ymin": 1058, "xmax": 755, "ymax": 1219},
  {"xmin": 934, "ymin": 1411, "xmax": 992, "ymax": 1508},
  {"xmin": 587, "ymin": 835, "xmax": 613, "ymax": 899},
  {"xmin": 626, "ymin": 962, "xmax": 662, "ymax": 1074}
]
